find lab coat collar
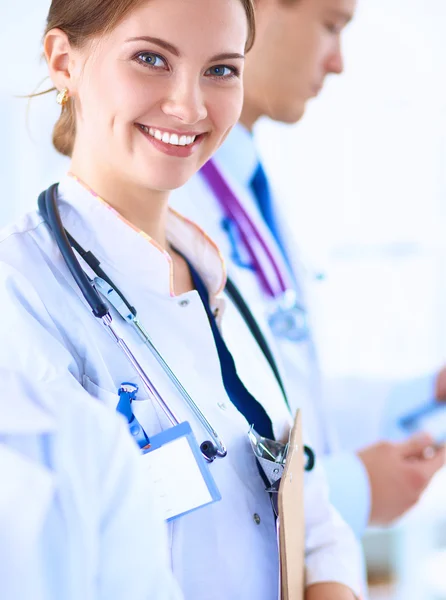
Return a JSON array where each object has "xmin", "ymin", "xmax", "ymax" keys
[
  {"xmin": 214, "ymin": 123, "xmax": 259, "ymax": 189},
  {"xmin": 57, "ymin": 175, "xmax": 227, "ymax": 299}
]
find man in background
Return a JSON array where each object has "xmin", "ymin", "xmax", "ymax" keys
[{"xmin": 171, "ymin": 0, "xmax": 445, "ymax": 540}]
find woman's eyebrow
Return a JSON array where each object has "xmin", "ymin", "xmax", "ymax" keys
[
  {"xmin": 125, "ymin": 36, "xmax": 244, "ymax": 62},
  {"xmin": 210, "ymin": 52, "xmax": 245, "ymax": 62},
  {"xmin": 125, "ymin": 36, "xmax": 180, "ymax": 56}
]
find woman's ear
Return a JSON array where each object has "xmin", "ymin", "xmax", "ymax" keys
[{"xmin": 44, "ymin": 28, "xmax": 74, "ymax": 92}]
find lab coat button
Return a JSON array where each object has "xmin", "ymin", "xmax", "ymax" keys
[
  {"xmin": 253, "ymin": 513, "xmax": 261, "ymax": 525},
  {"xmin": 217, "ymin": 402, "xmax": 227, "ymax": 411},
  {"xmin": 179, "ymin": 299, "xmax": 190, "ymax": 307}
]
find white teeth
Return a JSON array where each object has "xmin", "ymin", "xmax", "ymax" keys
[{"xmin": 142, "ymin": 126, "xmax": 198, "ymax": 146}]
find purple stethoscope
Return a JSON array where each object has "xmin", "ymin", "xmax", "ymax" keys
[{"xmin": 201, "ymin": 160, "xmax": 309, "ymax": 343}]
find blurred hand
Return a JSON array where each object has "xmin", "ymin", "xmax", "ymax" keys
[
  {"xmin": 435, "ymin": 365, "xmax": 446, "ymax": 401},
  {"xmin": 305, "ymin": 583, "xmax": 356, "ymax": 600},
  {"xmin": 358, "ymin": 434, "xmax": 445, "ymax": 525}
]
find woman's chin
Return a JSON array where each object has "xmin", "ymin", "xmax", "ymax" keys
[{"xmin": 142, "ymin": 169, "xmax": 200, "ymax": 193}]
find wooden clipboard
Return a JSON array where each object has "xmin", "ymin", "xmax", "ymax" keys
[{"xmin": 278, "ymin": 410, "xmax": 305, "ymax": 600}]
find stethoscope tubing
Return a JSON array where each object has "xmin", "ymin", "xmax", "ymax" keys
[
  {"xmin": 201, "ymin": 160, "xmax": 288, "ymax": 297},
  {"xmin": 129, "ymin": 317, "xmax": 227, "ymax": 457},
  {"xmin": 101, "ymin": 312, "xmax": 181, "ymax": 428},
  {"xmin": 38, "ymin": 184, "xmax": 314, "ymax": 471},
  {"xmin": 39, "ymin": 185, "xmax": 109, "ymax": 318},
  {"xmin": 38, "ymin": 185, "xmax": 226, "ymax": 461}
]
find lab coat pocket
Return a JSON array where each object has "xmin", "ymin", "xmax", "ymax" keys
[
  {"xmin": 82, "ymin": 374, "xmax": 164, "ymax": 434},
  {"xmin": 82, "ymin": 374, "xmax": 121, "ymax": 410}
]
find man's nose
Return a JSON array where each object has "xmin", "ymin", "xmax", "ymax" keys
[{"xmin": 326, "ymin": 42, "xmax": 344, "ymax": 75}]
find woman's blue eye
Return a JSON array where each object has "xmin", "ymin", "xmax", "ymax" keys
[
  {"xmin": 136, "ymin": 52, "xmax": 166, "ymax": 68},
  {"xmin": 206, "ymin": 65, "xmax": 236, "ymax": 78}
]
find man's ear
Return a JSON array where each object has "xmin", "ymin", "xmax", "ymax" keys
[{"xmin": 44, "ymin": 28, "xmax": 74, "ymax": 92}]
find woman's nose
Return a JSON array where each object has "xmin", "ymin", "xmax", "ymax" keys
[{"xmin": 161, "ymin": 76, "xmax": 208, "ymax": 125}]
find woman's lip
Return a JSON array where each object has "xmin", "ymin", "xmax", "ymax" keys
[
  {"xmin": 137, "ymin": 125, "xmax": 205, "ymax": 158},
  {"xmin": 136, "ymin": 123, "xmax": 205, "ymax": 137}
]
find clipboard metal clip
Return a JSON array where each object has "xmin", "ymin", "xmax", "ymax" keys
[
  {"xmin": 248, "ymin": 426, "xmax": 316, "ymax": 489},
  {"xmin": 248, "ymin": 427, "xmax": 288, "ymax": 486}
]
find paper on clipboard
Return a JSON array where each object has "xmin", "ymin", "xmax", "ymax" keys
[
  {"xmin": 140, "ymin": 421, "xmax": 221, "ymax": 521},
  {"xmin": 278, "ymin": 410, "xmax": 305, "ymax": 600}
]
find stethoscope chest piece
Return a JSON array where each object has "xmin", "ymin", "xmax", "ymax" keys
[{"xmin": 268, "ymin": 290, "xmax": 309, "ymax": 342}]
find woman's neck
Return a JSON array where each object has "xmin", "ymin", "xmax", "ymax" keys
[{"xmin": 69, "ymin": 156, "xmax": 170, "ymax": 249}]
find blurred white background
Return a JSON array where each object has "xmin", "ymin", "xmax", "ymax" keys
[{"xmin": 1, "ymin": 1, "xmax": 446, "ymax": 598}]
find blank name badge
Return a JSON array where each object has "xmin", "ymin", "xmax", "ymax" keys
[{"xmin": 140, "ymin": 421, "xmax": 221, "ymax": 521}]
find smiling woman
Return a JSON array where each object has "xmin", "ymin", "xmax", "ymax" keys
[
  {"xmin": 44, "ymin": 0, "xmax": 255, "ymax": 159},
  {"xmin": 39, "ymin": 0, "xmax": 254, "ymax": 242},
  {"xmin": 0, "ymin": 0, "xmax": 257, "ymax": 599},
  {"xmin": 0, "ymin": 0, "xmax": 361, "ymax": 599}
]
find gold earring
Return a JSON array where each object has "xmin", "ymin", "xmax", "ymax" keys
[{"xmin": 56, "ymin": 88, "xmax": 69, "ymax": 106}]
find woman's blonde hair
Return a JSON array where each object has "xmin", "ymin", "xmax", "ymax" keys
[{"xmin": 41, "ymin": 0, "xmax": 256, "ymax": 157}]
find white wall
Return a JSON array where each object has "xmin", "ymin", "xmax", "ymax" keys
[{"xmin": 0, "ymin": 1, "xmax": 68, "ymax": 224}]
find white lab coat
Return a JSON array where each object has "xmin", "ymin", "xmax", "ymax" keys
[
  {"xmin": 0, "ymin": 174, "xmax": 362, "ymax": 599},
  {"xmin": 170, "ymin": 123, "xmax": 437, "ymax": 539},
  {"xmin": 0, "ymin": 372, "xmax": 182, "ymax": 600}
]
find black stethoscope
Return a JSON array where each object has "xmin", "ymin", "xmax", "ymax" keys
[{"xmin": 38, "ymin": 183, "xmax": 315, "ymax": 471}]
